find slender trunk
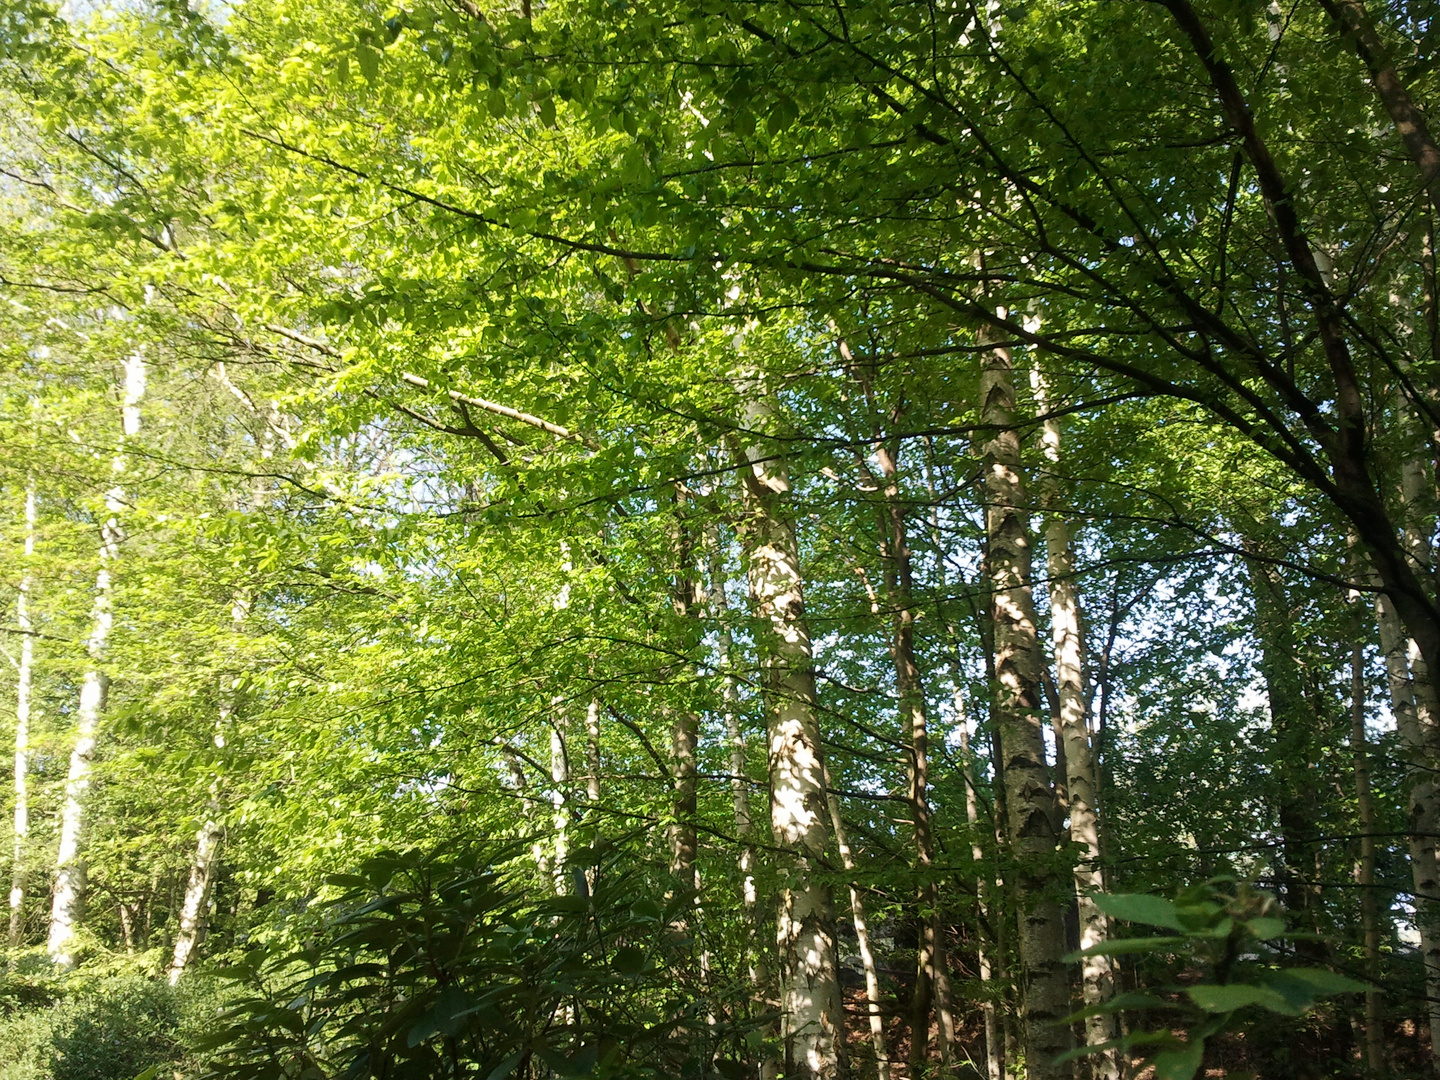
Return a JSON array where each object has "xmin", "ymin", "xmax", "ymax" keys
[
  {"xmin": 169, "ymin": 432, "xmax": 274, "ymax": 984},
  {"xmin": 1247, "ymin": 550, "xmax": 1329, "ymax": 954},
  {"xmin": 551, "ymin": 714, "xmax": 570, "ymax": 893},
  {"xmin": 500, "ymin": 740, "xmax": 549, "ymax": 878},
  {"xmin": 1349, "ymin": 639, "xmax": 1384, "ymax": 1076},
  {"xmin": 167, "ymin": 816, "xmax": 223, "ymax": 983},
  {"xmin": 979, "ymin": 324, "xmax": 1072, "ymax": 1079},
  {"xmin": 871, "ymin": 441, "xmax": 954, "ymax": 1074},
  {"xmin": 9, "ymin": 482, "xmax": 35, "ymax": 949},
  {"xmin": 1375, "ymin": 584, "xmax": 1440, "ymax": 1067},
  {"xmin": 707, "ymin": 526, "xmax": 777, "ymax": 1080},
  {"xmin": 823, "ymin": 764, "xmax": 892, "ymax": 1080},
  {"xmin": 49, "ymin": 350, "xmax": 145, "ymax": 968},
  {"xmin": 706, "ymin": 527, "xmax": 764, "ymax": 987},
  {"xmin": 957, "ymin": 685, "xmax": 1004, "ymax": 1080},
  {"xmin": 1031, "ymin": 368, "xmax": 1117, "ymax": 1080},
  {"xmin": 585, "ymin": 697, "xmax": 602, "ymax": 804},
  {"xmin": 669, "ymin": 490, "xmax": 701, "ymax": 889},
  {"xmin": 733, "ymin": 385, "xmax": 841, "ymax": 1080},
  {"xmin": 1318, "ymin": 0, "xmax": 1440, "ymax": 209}
]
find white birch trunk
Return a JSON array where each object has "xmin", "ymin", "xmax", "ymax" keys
[
  {"xmin": 49, "ymin": 350, "xmax": 145, "ymax": 968},
  {"xmin": 9, "ymin": 482, "xmax": 36, "ymax": 947},
  {"xmin": 979, "ymin": 324, "xmax": 1072, "ymax": 1079},
  {"xmin": 551, "ymin": 714, "xmax": 570, "ymax": 893},
  {"xmin": 166, "ymin": 814, "xmax": 223, "ymax": 983},
  {"xmin": 1032, "ymin": 368, "xmax": 1117, "ymax": 1080},
  {"xmin": 585, "ymin": 697, "xmax": 602, "ymax": 804},
  {"xmin": 735, "ymin": 385, "xmax": 841, "ymax": 1080}
]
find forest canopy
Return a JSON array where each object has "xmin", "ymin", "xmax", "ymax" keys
[{"xmin": 0, "ymin": 0, "xmax": 1437, "ymax": 1077}]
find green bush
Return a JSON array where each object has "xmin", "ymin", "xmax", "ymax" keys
[
  {"xmin": 198, "ymin": 843, "xmax": 753, "ymax": 1080},
  {"xmin": 0, "ymin": 1005, "xmax": 54, "ymax": 1080},
  {"xmin": 50, "ymin": 976, "xmax": 180, "ymax": 1080},
  {"xmin": 0, "ymin": 968, "xmax": 227, "ymax": 1080}
]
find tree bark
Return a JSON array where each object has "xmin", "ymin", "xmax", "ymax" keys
[
  {"xmin": 1349, "ymin": 638, "xmax": 1384, "ymax": 1076},
  {"xmin": 9, "ymin": 481, "xmax": 35, "ymax": 949},
  {"xmin": 733, "ymin": 384, "xmax": 842, "ymax": 1080},
  {"xmin": 585, "ymin": 696, "xmax": 602, "ymax": 804},
  {"xmin": 49, "ymin": 349, "xmax": 145, "ymax": 968},
  {"xmin": 669, "ymin": 489, "xmax": 701, "ymax": 889},
  {"xmin": 706, "ymin": 525, "xmax": 764, "ymax": 985},
  {"xmin": 957, "ymin": 686, "xmax": 1005, "ymax": 1080},
  {"xmin": 823, "ymin": 762, "xmax": 893, "ymax": 1080},
  {"xmin": 1374, "ymin": 584, "xmax": 1440, "ymax": 1070},
  {"xmin": 1031, "ymin": 369, "xmax": 1117, "ymax": 1080},
  {"xmin": 869, "ymin": 439, "xmax": 955, "ymax": 1075},
  {"xmin": 167, "ymin": 815, "xmax": 224, "ymax": 983},
  {"xmin": 979, "ymin": 323, "xmax": 1072, "ymax": 1079}
]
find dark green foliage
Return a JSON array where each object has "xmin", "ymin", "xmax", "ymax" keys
[
  {"xmin": 198, "ymin": 844, "xmax": 757, "ymax": 1080},
  {"xmin": 1065, "ymin": 882, "xmax": 1368, "ymax": 1080}
]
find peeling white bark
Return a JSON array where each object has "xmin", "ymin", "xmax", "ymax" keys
[
  {"xmin": 980, "ymin": 325, "xmax": 1071, "ymax": 1078},
  {"xmin": 49, "ymin": 350, "xmax": 145, "ymax": 968}
]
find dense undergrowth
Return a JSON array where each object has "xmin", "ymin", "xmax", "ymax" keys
[{"xmin": 0, "ymin": 845, "xmax": 1390, "ymax": 1080}]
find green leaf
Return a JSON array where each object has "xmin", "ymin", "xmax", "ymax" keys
[
  {"xmin": 1152, "ymin": 1038, "xmax": 1205, "ymax": 1080},
  {"xmin": 1065, "ymin": 935, "xmax": 1190, "ymax": 960},
  {"xmin": 1272, "ymin": 967, "xmax": 1370, "ymax": 995},
  {"xmin": 1093, "ymin": 893, "xmax": 1184, "ymax": 929},
  {"xmin": 486, "ymin": 1051, "xmax": 525, "ymax": 1080},
  {"xmin": 1064, "ymin": 991, "xmax": 1172, "ymax": 1021},
  {"xmin": 1245, "ymin": 917, "xmax": 1285, "ymax": 940},
  {"xmin": 1186, "ymin": 983, "xmax": 1294, "ymax": 1014},
  {"xmin": 406, "ymin": 987, "xmax": 475, "ymax": 1047},
  {"xmin": 611, "ymin": 945, "xmax": 646, "ymax": 975},
  {"xmin": 356, "ymin": 42, "xmax": 380, "ymax": 84}
]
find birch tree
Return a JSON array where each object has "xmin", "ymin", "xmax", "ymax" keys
[{"xmin": 48, "ymin": 347, "xmax": 145, "ymax": 968}]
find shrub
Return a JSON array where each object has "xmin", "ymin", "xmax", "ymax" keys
[{"xmin": 197, "ymin": 844, "xmax": 753, "ymax": 1079}]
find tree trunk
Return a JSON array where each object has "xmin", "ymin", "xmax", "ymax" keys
[
  {"xmin": 49, "ymin": 349, "xmax": 145, "ymax": 968},
  {"xmin": 870, "ymin": 440, "xmax": 954, "ymax": 1075},
  {"xmin": 957, "ymin": 685, "xmax": 1005, "ymax": 1080},
  {"xmin": 733, "ymin": 384, "xmax": 842, "ymax": 1080},
  {"xmin": 169, "ymin": 424, "xmax": 275, "ymax": 983},
  {"xmin": 550, "ymin": 712, "xmax": 570, "ymax": 893},
  {"xmin": 1032, "ymin": 368, "xmax": 1117, "ymax": 1080},
  {"xmin": 167, "ymin": 815, "xmax": 223, "ymax": 983},
  {"xmin": 1319, "ymin": 0, "xmax": 1440, "ymax": 209},
  {"xmin": 706, "ymin": 526, "xmax": 777, "ymax": 1080},
  {"xmin": 1349, "ymin": 637, "xmax": 1384, "ymax": 1076},
  {"xmin": 979, "ymin": 323, "xmax": 1072, "ymax": 1079},
  {"xmin": 706, "ymin": 526, "xmax": 765, "ymax": 986},
  {"xmin": 669, "ymin": 489, "xmax": 701, "ymax": 889},
  {"xmin": 1374, "ymin": 584, "xmax": 1440, "ymax": 1069},
  {"xmin": 9, "ymin": 482, "xmax": 35, "ymax": 949},
  {"xmin": 823, "ymin": 763, "xmax": 893, "ymax": 1080},
  {"xmin": 585, "ymin": 697, "xmax": 602, "ymax": 804}
]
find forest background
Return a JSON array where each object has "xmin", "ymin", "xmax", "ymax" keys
[{"xmin": 0, "ymin": 0, "xmax": 1437, "ymax": 1077}]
